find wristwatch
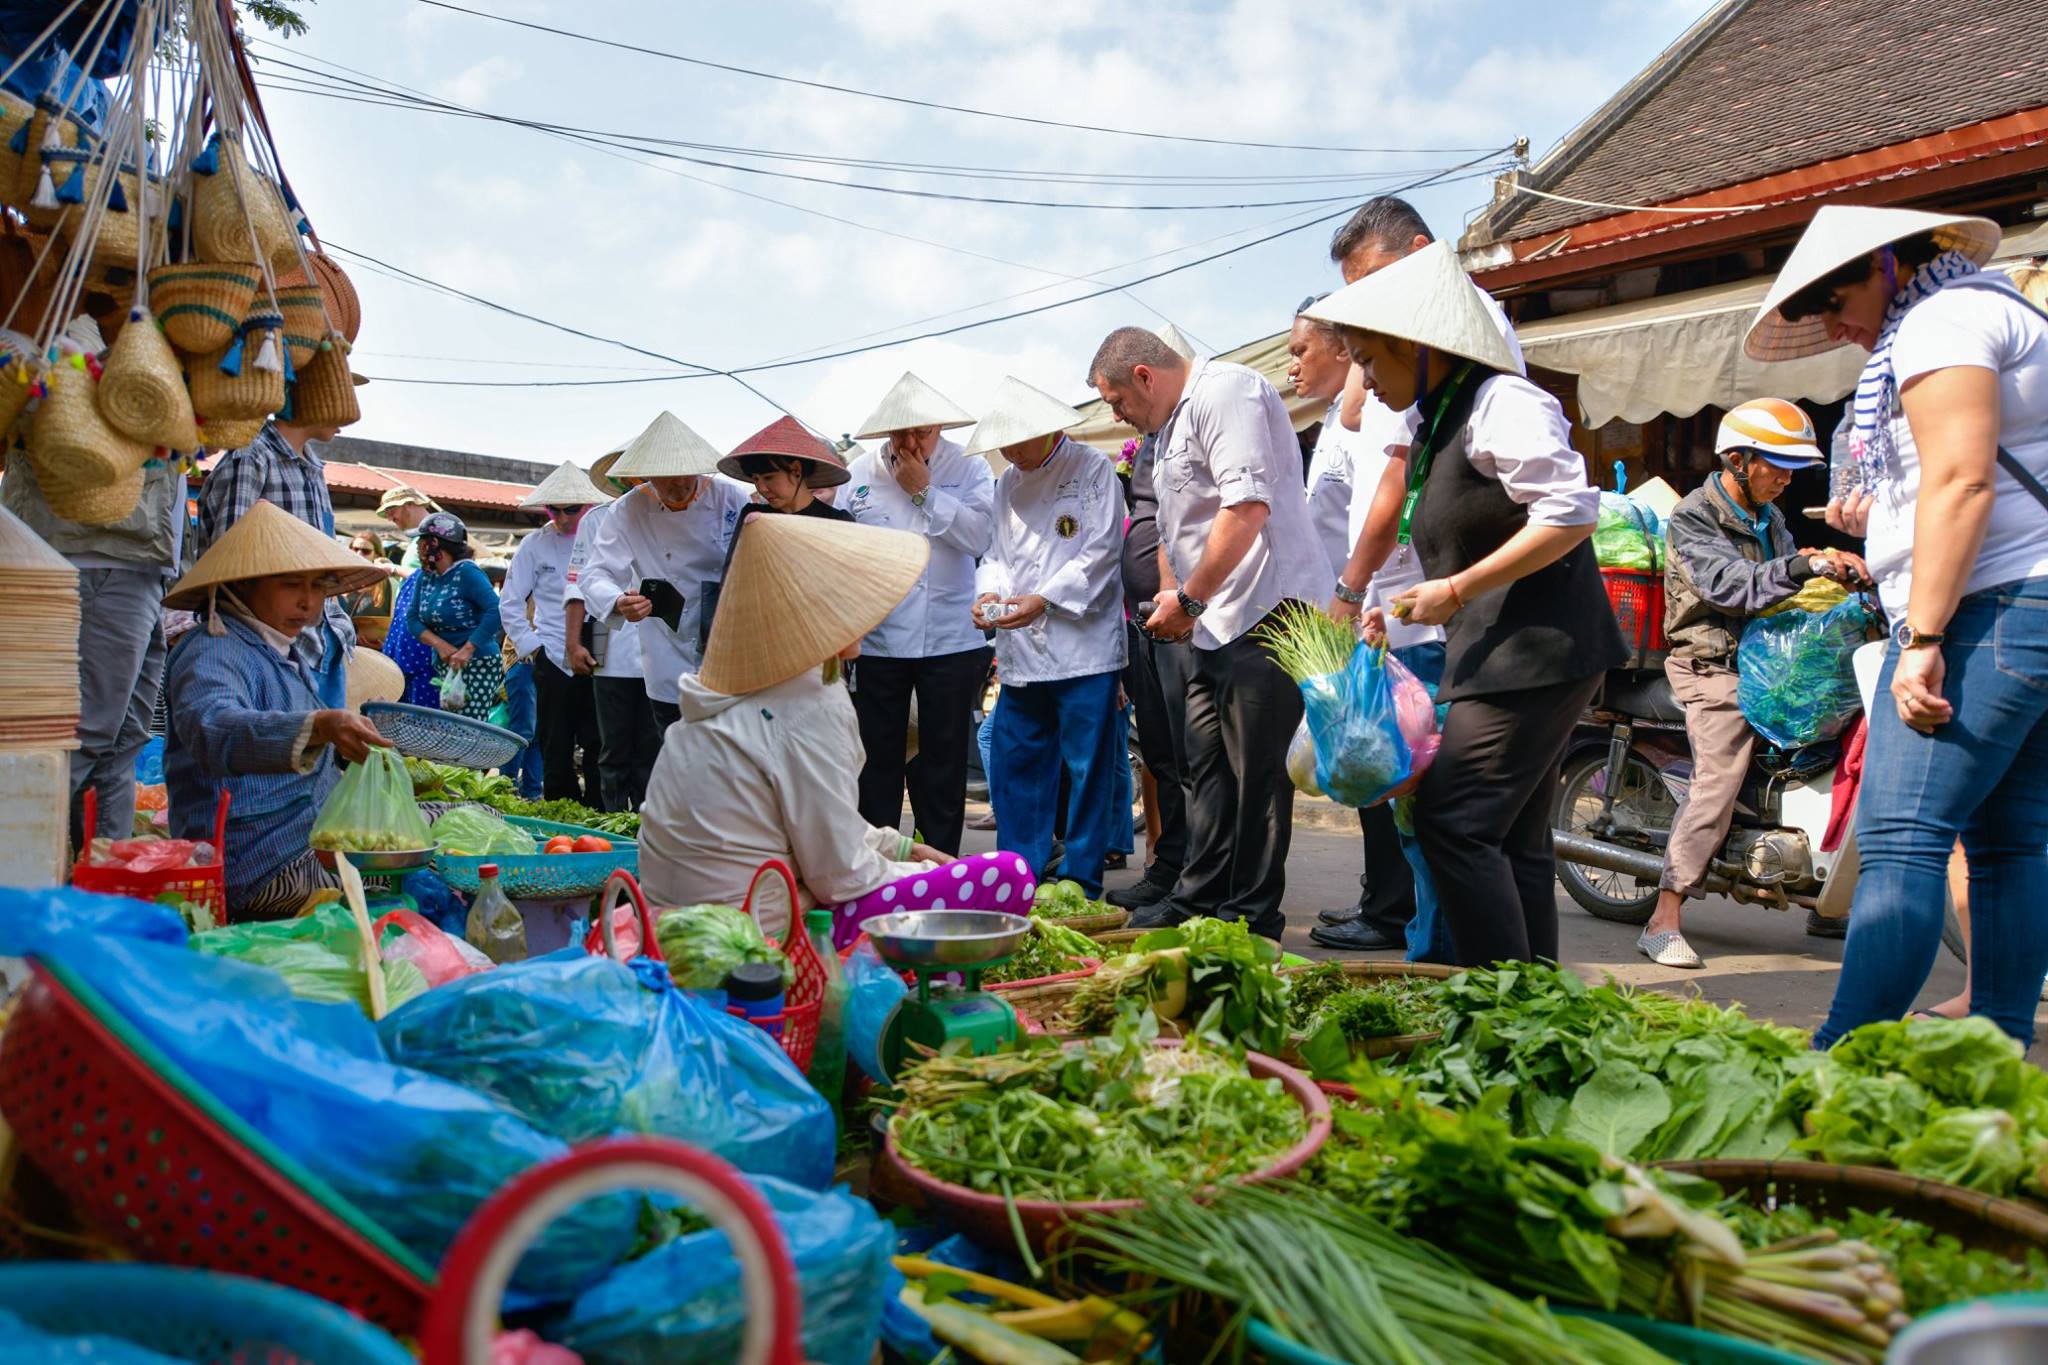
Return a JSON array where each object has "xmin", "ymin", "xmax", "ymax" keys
[
  {"xmin": 1894, "ymin": 622, "xmax": 1946, "ymax": 650},
  {"xmin": 1176, "ymin": 588, "xmax": 1208, "ymax": 619},
  {"xmin": 1333, "ymin": 580, "xmax": 1369, "ymax": 605},
  {"xmin": 910, "ymin": 490, "xmax": 927, "ymax": 508}
]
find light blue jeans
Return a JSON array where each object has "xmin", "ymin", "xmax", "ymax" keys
[
  {"xmin": 1816, "ymin": 577, "xmax": 2048, "ymax": 1047},
  {"xmin": 1392, "ymin": 642, "xmax": 1451, "ymax": 964}
]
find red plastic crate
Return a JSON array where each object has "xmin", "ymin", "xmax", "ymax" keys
[
  {"xmin": 69, "ymin": 789, "xmax": 228, "ymax": 923},
  {"xmin": 1601, "ymin": 568, "xmax": 1667, "ymax": 665}
]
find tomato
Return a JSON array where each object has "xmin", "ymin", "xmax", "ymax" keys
[
  {"xmin": 543, "ymin": 836, "xmax": 576, "ymax": 854},
  {"xmin": 572, "ymin": 835, "xmax": 613, "ymax": 853}
]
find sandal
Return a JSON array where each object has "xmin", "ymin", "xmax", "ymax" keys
[{"xmin": 1636, "ymin": 928, "xmax": 1704, "ymax": 970}]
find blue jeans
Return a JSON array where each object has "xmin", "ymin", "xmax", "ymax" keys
[
  {"xmin": 1816, "ymin": 577, "xmax": 2048, "ymax": 1047},
  {"xmin": 988, "ymin": 671, "xmax": 1122, "ymax": 898},
  {"xmin": 1391, "ymin": 642, "xmax": 1453, "ymax": 964},
  {"xmin": 502, "ymin": 660, "xmax": 545, "ymax": 801},
  {"xmin": 1109, "ymin": 702, "xmax": 1135, "ymax": 857}
]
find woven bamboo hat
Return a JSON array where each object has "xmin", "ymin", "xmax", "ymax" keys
[
  {"xmin": 345, "ymin": 647, "xmax": 405, "ymax": 708},
  {"xmin": 1303, "ymin": 240, "xmax": 1520, "ymax": 375},
  {"xmin": 699, "ymin": 515, "xmax": 929, "ymax": 696},
  {"xmin": 590, "ymin": 447, "xmax": 638, "ymax": 494},
  {"xmin": 610, "ymin": 410, "xmax": 725, "ymax": 479},
  {"xmin": 519, "ymin": 460, "xmax": 615, "ymax": 510},
  {"xmin": 717, "ymin": 415, "xmax": 851, "ymax": 488},
  {"xmin": 853, "ymin": 371, "xmax": 974, "ymax": 439},
  {"xmin": 166, "ymin": 499, "xmax": 390, "ymax": 610},
  {"xmin": 1744, "ymin": 206, "xmax": 2002, "ymax": 362},
  {"xmin": 962, "ymin": 376, "xmax": 1080, "ymax": 458}
]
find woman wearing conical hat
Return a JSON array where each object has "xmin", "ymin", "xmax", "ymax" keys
[
  {"xmin": 160, "ymin": 501, "xmax": 395, "ymax": 920},
  {"xmin": 637, "ymin": 514, "xmax": 1036, "ymax": 945}
]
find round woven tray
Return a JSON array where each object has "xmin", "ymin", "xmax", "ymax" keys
[
  {"xmin": 1654, "ymin": 1159, "xmax": 2048, "ymax": 1260},
  {"xmin": 1044, "ymin": 907, "xmax": 1127, "ymax": 935},
  {"xmin": 1087, "ymin": 926, "xmax": 1145, "ymax": 948},
  {"xmin": 1275, "ymin": 959, "xmax": 1455, "ymax": 1066},
  {"xmin": 997, "ymin": 973, "xmax": 1095, "ymax": 1028}
]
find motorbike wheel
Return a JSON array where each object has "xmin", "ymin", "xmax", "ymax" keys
[{"xmin": 1553, "ymin": 748, "xmax": 1677, "ymax": 926}]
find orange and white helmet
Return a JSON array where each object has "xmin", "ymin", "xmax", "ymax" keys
[{"xmin": 1714, "ymin": 398, "xmax": 1823, "ymax": 469}]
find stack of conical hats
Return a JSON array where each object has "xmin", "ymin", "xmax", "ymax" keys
[{"xmin": 0, "ymin": 506, "xmax": 81, "ymax": 749}]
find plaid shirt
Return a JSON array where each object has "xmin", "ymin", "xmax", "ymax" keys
[{"xmin": 196, "ymin": 423, "xmax": 357, "ymax": 661}]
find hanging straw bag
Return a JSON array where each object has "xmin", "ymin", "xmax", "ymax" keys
[
  {"xmin": 199, "ymin": 414, "xmax": 267, "ymax": 451},
  {"xmin": 187, "ymin": 307, "xmax": 286, "ymax": 424},
  {"xmin": 276, "ymin": 283, "xmax": 326, "ymax": 368},
  {"xmin": 277, "ymin": 251, "xmax": 360, "ymax": 342},
  {"xmin": 0, "ymin": 90, "xmax": 35, "ymax": 211},
  {"xmin": 148, "ymin": 260, "xmax": 260, "ymax": 353},
  {"xmin": 190, "ymin": 137, "xmax": 299, "ymax": 275},
  {"xmin": 25, "ymin": 360, "xmax": 154, "ymax": 525},
  {"xmin": 290, "ymin": 333, "xmax": 361, "ymax": 428},
  {"xmin": 7, "ymin": 97, "xmax": 85, "ymax": 213},
  {"xmin": 0, "ymin": 331, "xmax": 39, "ymax": 443},
  {"xmin": 96, "ymin": 308, "xmax": 200, "ymax": 452}
]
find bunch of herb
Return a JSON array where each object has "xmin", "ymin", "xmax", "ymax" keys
[
  {"xmin": 1254, "ymin": 599, "xmax": 1357, "ymax": 683},
  {"xmin": 1029, "ymin": 878, "xmax": 1113, "ymax": 920},
  {"xmin": 1284, "ymin": 961, "xmax": 1354, "ymax": 1029},
  {"xmin": 1293, "ymin": 976, "xmax": 1448, "ymax": 1078},
  {"xmin": 979, "ymin": 917, "xmax": 1098, "ymax": 985},
  {"xmin": 1726, "ymin": 1201, "xmax": 2048, "ymax": 1318},
  {"xmin": 1052, "ymin": 916, "xmax": 1292, "ymax": 1055}
]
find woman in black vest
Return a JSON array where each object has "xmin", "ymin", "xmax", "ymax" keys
[{"xmin": 1306, "ymin": 244, "xmax": 1626, "ymax": 965}]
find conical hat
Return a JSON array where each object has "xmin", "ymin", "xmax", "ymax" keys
[
  {"xmin": 1303, "ymin": 240, "xmax": 1520, "ymax": 375},
  {"xmin": 345, "ymin": 647, "xmax": 405, "ymax": 708},
  {"xmin": 165, "ymin": 500, "xmax": 390, "ymax": 610},
  {"xmin": 717, "ymin": 415, "xmax": 852, "ymax": 488},
  {"xmin": 519, "ymin": 460, "xmax": 615, "ymax": 510},
  {"xmin": 853, "ymin": 371, "xmax": 975, "ymax": 439},
  {"xmin": 699, "ymin": 516, "xmax": 929, "ymax": 696},
  {"xmin": 962, "ymin": 376, "xmax": 1081, "ymax": 457},
  {"xmin": 610, "ymin": 411, "xmax": 726, "ymax": 479},
  {"xmin": 1744, "ymin": 206, "xmax": 2002, "ymax": 362},
  {"xmin": 1154, "ymin": 323, "xmax": 1197, "ymax": 361},
  {"xmin": 590, "ymin": 447, "xmax": 637, "ymax": 493}
]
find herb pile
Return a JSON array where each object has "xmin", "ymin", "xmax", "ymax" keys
[
  {"xmin": 1726, "ymin": 1201, "xmax": 2048, "ymax": 1318},
  {"xmin": 979, "ymin": 917, "xmax": 1097, "ymax": 986},
  {"xmin": 408, "ymin": 758, "xmax": 641, "ymax": 838},
  {"xmin": 1053, "ymin": 917, "xmax": 1292, "ymax": 1055}
]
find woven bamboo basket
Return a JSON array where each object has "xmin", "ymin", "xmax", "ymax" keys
[
  {"xmin": 190, "ymin": 141, "xmax": 298, "ymax": 275},
  {"xmin": 1087, "ymin": 925, "xmax": 1146, "ymax": 948},
  {"xmin": 0, "ymin": 90, "xmax": 34, "ymax": 213},
  {"xmin": 290, "ymin": 336, "xmax": 361, "ymax": 428},
  {"xmin": 275, "ymin": 283, "xmax": 325, "ymax": 367},
  {"xmin": 278, "ymin": 250, "xmax": 360, "ymax": 342},
  {"xmin": 1654, "ymin": 1159, "xmax": 2048, "ymax": 1261},
  {"xmin": 0, "ymin": 335, "xmax": 38, "ymax": 442},
  {"xmin": 26, "ymin": 364, "xmax": 151, "ymax": 526},
  {"xmin": 199, "ymin": 415, "xmax": 266, "ymax": 451},
  {"xmin": 1000, "ymin": 974, "xmax": 1101, "ymax": 1030},
  {"xmin": 186, "ymin": 318, "xmax": 286, "ymax": 425},
  {"xmin": 96, "ymin": 309, "xmax": 199, "ymax": 451},
  {"xmin": 1275, "ymin": 960, "xmax": 1454, "ymax": 1065},
  {"xmin": 1046, "ymin": 907, "xmax": 1127, "ymax": 935},
  {"xmin": 7, "ymin": 99, "xmax": 84, "ymax": 212},
  {"xmin": 148, "ymin": 261, "xmax": 259, "ymax": 353}
]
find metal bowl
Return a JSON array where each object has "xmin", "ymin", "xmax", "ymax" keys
[
  {"xmin": 862, "ymin": 910, "xmax": 1031, "ymax": 968},
  {"xmin": 313, "ymin": 846, "xmax": 436, "ymax": 874}
]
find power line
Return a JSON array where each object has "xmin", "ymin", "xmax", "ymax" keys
[{"xmin": 412, "ymin": 0, "xmax": 1507, "ymax": 157}]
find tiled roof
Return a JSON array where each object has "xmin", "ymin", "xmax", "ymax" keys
[
  {"xmin": 1503, "ymin": 0, "xmax": 2048, "ymax": 241},
  {"xmin": 194, "ymin": 455, "xmax": 537, "ymax": 510}
]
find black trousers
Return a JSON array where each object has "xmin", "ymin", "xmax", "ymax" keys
[
  {"xmin": 534, "ymin": 650, "xmax": 602, "ymax": 807},
  {"xmin": 1123, "ymin": 621, "xmax": 1188, "ymax": 884},
  {"xmin": 1175, "ymin": 618, "xmax": 1303, "ymax": 938},
  {"xmin": 1414, "ymin": 673, "xmax": 1603, "ymax": 967},
  {"xmin": 594, "ymin": 676, "xmax": 662, "ymax": 812},
  {"xmin": 851, "ymin": 647, "xmax": 990, "ymax": 856},
  {"xmin": 1352, "ymin": 803, "xmax": 1417, "ymax": 933}
]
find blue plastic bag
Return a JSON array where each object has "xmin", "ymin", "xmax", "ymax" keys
[
  {"xmin": 1737, "ymin": 584, "xmax": 1880, "ymax": 749},
  {"xmin": 378, "ymin": 951, "xmax": 833, "ymax": 1189},
  {"xmin": 0, "ymin": 889, "xmax": 635, "ymax": 1302},
  {"xmin": 1300, "ymin": 642, "xmax": 1433, "ymax": 809},
  {"xmin": 133, "ymin": 735, "xmax": 165, "ymax": 785},
  {"xmin": 843, "ymin": 941, "xmax": 907, "ymax": 1085},
  {"xmin": 546, "ymin": 1176, "xmax": 892, "ymax": 1365}
]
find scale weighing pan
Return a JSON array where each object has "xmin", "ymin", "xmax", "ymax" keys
[
  {"xmin": 863, "ymin": 910, "xmax": 1031, "ymax": 968},
  {"xmin": 314, "ymin": 847, "xmax": 435, "ymax": 875}
]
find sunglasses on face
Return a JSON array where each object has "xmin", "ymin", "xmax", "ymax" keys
[{"xmin": 546, "ymin": 505, "xmax": 578, "ymax": 516}]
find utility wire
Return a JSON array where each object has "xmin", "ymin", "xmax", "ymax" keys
[{"xmin": 412, "ymin": 0, "xmax": 1505, "ymax": 157}]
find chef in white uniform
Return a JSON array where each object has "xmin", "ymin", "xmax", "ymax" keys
[
  {"xmin": 968, "ymin": 377, "xmax": 1128, "ymax": 897},
  {"xmin": 575, "ymin": 411, "xmax": 747, "ymax": 732},
  {"xmin": 501, "ymin": 460, "xmax": 612, "ymax": 807}
]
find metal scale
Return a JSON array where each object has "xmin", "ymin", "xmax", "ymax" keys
[{"xmin": 863, "ymin": 910, "xmax": 1029, "ymax": 1081}]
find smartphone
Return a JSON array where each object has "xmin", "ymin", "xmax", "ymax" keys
[
  {"xmin": 636, "ymin": 578, "xmax": 687, "ymax": 633},
  {"xmin": 1800, "ymin": 507, "xmax": 1831, "ymax": 521}
]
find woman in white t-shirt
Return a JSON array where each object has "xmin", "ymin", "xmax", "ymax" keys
[{"xmin": 1749, "ymin": 206, "xmax": 2048, "ymax": 1048}]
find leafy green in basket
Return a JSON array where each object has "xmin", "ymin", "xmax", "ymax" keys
[
  {"xmin": 654, "ymin": 905, "xmax": 791, "ymax": 991},
  {"xmin": 1726, "ymin": 1200, "xmax": 2048, "ymax": 1318},
  {"xmin": 979, "ymin": 917, "xmax": 1097, "ymax": 986}
]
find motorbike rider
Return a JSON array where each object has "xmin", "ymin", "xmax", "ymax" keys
[{"xmin": 1644, "ymin": 398, "xmax": 1869, "ymax": 968}]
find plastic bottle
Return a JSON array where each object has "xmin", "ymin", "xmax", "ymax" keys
[
  {"xmin": 723, "ymin": 962, "xmax": 786, "ymax": 1037},
  {"xmin": 464, "ymin": 864, "xmax": 527, "ymax": 964},
  {"xmin": 803, "ymin": 908, "xmax": 849, "ymax": 1118}
]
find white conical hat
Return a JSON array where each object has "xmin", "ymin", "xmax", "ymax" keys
[
  {"xmin": 345, "ymin": 647, "xmax": 405, "ymax": 708},
  {"xmin": 962, "ymin": 376, "xmax": 1081, "ymax": 457},
  {"xmin": 853, "ymin": 371, "xmax": 975, "ymax": 439},
  {"xmin": 610, "ymin": 411, "xmax": 726, "ymax": 479},
  {"xmin": 1303, "ymin": 241, "xmax": 1520, "ymax": 375},
  {"xmin": 699, "ymin": 515, "xmax": 929, "ymax": 696},
  {"xmin": 519, "ymin": 460, "xmax": 615, "ymax": 510},
  {"xmin": 1154, "ymin": 323, "xmax": 1196, "ymax": 361},
  {"xmin": 1744, "ymin": 206, "xmax": 2002, "ymax": 362}
]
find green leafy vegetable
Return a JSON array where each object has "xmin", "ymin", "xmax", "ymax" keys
[
  {"xmin": 430, "ymin": 804, "xmax": 537, "ymax": 857},
  {"xmin": 654, "ymin": 904, "xmax": 791, "ymax": 991},
  {"xmin": 1055, "ymin": 917, "xmax": 1291, "ymax": 1055},
  {"xmin": 979, "ymin": 917, "xmax": 1098, "ymax": 986},
  {"xmin": 1028, "ymin": 879, "xmax": 1112, "ymax": 920},
  {"xmin": 1726, "ymin": 1201, "xmax": 2048, "ymax": 1318}
]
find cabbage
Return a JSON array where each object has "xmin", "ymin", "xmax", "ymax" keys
[
  {"xmin": 656, "ymin": 904, "xmax": 791, "ymax": 991},
  {"xmin": 1896, "ymin": 1109, "xmax": 2026, "ymax": 1194},
  {"xmin": 432, "ymin": 804, "xmax": 537, "ymax": 857}
]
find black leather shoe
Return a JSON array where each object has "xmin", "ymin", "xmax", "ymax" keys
[
  {"xmin": 1318, "ymin": 904, "xmax": 1365, "ymax": 927},
  {"xmin": 1309, "ymin": 919, "xmax": 1403, "ymax": 952},
  {"xmin": 1107, "ymin": 877, "xmax": 1174, "ymax": 910},
  {"xmin": 1805, "ymin": 909, "xmax": 1848, "ymax": 939},
  {"xmin": 1126, "ymin": 900, "xmax": 1192, "ymax": 930}
]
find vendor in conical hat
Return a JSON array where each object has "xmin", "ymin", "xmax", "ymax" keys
[
  {"xmin": 712, "ymin": 415, "xmax": 855, "ymax": 585},
  {"xmin": 638, "ymin": 515, "xmax": 1036, "ymax": 944},
  {"xmin": 160, "ymin": 500, "xmax": 395, "ymax": 920}
]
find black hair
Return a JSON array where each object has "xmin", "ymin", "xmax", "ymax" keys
[
  {"xmin": 421, "ymin": 533, "xmax": 475, "ymax": 563},
  {"xmin": 737, "ymin": 453, "xmax": 808, "ymax": 479},
  {"xmin": 1777, "ymin": 231, "xmax": 1947, "ymax": 322},
  {"xmin": 1329, "ymin": 196, "xmax": 1433, "ymax": 265}
]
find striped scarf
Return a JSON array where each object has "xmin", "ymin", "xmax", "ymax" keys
[{"xmin": 1851, "ymin": 249, "xmax": 1981, "ymax": 488}]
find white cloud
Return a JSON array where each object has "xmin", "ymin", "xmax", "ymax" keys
[{"xmin": 434, "ymin": 55, "xmax": 523, "ymax": 107}]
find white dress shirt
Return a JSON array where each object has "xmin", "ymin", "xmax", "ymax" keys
[
  {"xmin": 1345, "ymin": 394, "xmax": 1442, "ymax": 652},
  {"xmin": 973, "ymin": 437, "xmax": 1128, "ymax": 685},
  {"xmin": 1153, "ymin": 359, "xmax": 1333, "ymax": 650},
  {"xmin": 576, "ymin": 481, "xmax": 747, "ymax": 704},
  {"xmin": 498, "ymin": 521, "xmax": 577, "ymax": 669},
  {"xmin": 1304, "ymin": 402, "xmax": 1356, "ymax": 577},
  {"xmin": 842, "ymin": 436, "xmax": 995, "ymax": 659},
  {"xmin": 1463, "ymin": 374, "xmax": 1601, "ymax": 528},
  {"xmin": 564, "ymin": 500, "xmax": 644, "ymax": 681}
]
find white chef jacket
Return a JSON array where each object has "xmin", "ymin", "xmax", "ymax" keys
[
  {"xmin": 1345, "ymin": 394, "xmax": 1443, "ymax": 652},
  {"xmin": 842, "ymin": 436, "xmax": 994, "ymax": 659},
  {"xmin": 576, "ymin": 481, "xmax": 747, "ymax": 704},
  {"xmin": 498, "ymin": 520, "xmax": 577, "ymax": 669},
  {"xmin": 564, "ymin": 500, "xmax": 644, "ymax": 681},
  {"xmin": 1153, "ymin": 359, "xmax": 1332, "ymax": 650},
  {"xmin": 1304, "ymin": 402, "xmax": 1356, "ymax": 577},
  {"xmin": 973, "ymin": 437, "xmax": 1128, "ymax": 685}
]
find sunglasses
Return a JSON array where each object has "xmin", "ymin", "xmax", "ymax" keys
[{"xmin": 545, "ymin": 505, "xmax": 580, "ymax": 516}]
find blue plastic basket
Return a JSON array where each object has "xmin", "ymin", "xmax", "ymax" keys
[
  {"xmin": 363, "ymin": 701, "xmax": 525, "ymax": 770},
  {"xmin": 432, "ymin": 815, "xmax": 639, "ymax": 900},
  {"xmin": 0, "ymin": 1263, "xmax": 414, "ymax": 1363}
]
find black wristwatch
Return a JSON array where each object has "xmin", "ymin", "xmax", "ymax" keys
[
  {"xmin": 1894, "ymin": 622, "xmax": 1945, "ymax": 650},
  {"xmin": 1176, "ymin": 588, "xmax": 1208, "ymax": 619}
]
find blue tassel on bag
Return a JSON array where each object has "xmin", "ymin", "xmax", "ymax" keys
[
  {"xmin": 6, "ymin": 122, "xmax": 26, "ymax": 155},
  {"xmin": 279, "ymin": 385, "xmax": 294, "ymax": 422},
  {"xmin": 218, "ymin": 335, "xmax": 244, "ymax": 376},
  {"xmin": 191, "ymin": 138, "xmax": 218, "ymax": 176},
  {"xmin": 282, "ymin": 345, "xmax": 297, "ymax": 383},
  {"xmin": 166, "ymin": 198, "xmax": 182, "ymax": 234},
  {"xmin": 54, "ymin": 164, "xmax": 83, "ymax": 205},
  {"xmin": 107, "ymin": 176, "xmax": 127, "ymax": 213}
]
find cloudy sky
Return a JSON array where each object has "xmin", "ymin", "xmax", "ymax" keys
[{"xmin": 249, "ymin": 0, "xmax": 1708, "ymax": 465}]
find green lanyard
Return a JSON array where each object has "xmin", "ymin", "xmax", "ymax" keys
[{"xmin": 1396, "ymin": 360, "xmax": 1476, "ymax": 548}]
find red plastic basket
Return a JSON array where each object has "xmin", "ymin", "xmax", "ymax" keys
[
  {"xmin": 1601, "ymin": 567, "xmax": 1667, "ymax": 665},
  {"xmin": 0, "ymin": 961, "xmax": 435, "ymax": 1332},
  {"xmin": 69, "ymin": 788, "xmax": 228, "ymax": 923}
]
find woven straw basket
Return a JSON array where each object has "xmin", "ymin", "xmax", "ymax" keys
[
  {"xmin": 187, "ymin": 317, "xmax": 286, "ymax": 425},
  {"xmin": 200, "ymin": 415, "xmax": 267, "ymax": 451},
  {"xmin": 190, "ymin": 142, "xmax": 298, "ymax": 275},
  {"xmin": 7, "ymin": 99, "xmax": 84, "ymax": 212},
  {"xmin": 291, "ymin": 337, "xmax": 360, "ymax": 427},
  {"xmin": 97, "ymin": 310, "xmax": 199, "ymax": 451},
  {"xmin": 278, "ymin": 251, "xmax": 360, "ymax": 343},
  {"xmin": 149, "ymin": 261, "xmax": 259, "ymax": 353},
  {"xmin": 275, "ymin": 284, "xmax": 326, "ymax": 367},
  {"xmin": 22, "ymin": 147, "xmax": 140, "ymax": 240},
  {"xmin": 0, "ymin": 91, "xmax": 34, "ymax": 211},
  {"xmin": 0, "ymin": 331, "xmax": 38, "ymax": 441},
  {"xmin": 26, "ymin": 363, "xmax": 153, "ymax": 525}
]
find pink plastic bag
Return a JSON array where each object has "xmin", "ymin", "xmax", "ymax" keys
[
  {"xmin": 373, "ymin": 908, "xmax": 489, "ymax": 986},
  {"xmin": 492, "ymin": 1329, "xmax": 583, "ymax": 1365}
]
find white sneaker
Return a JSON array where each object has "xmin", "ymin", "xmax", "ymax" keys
[{"xmin": 1637, "ymin": 928, "xmax": 1704, "ymax": 970}]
